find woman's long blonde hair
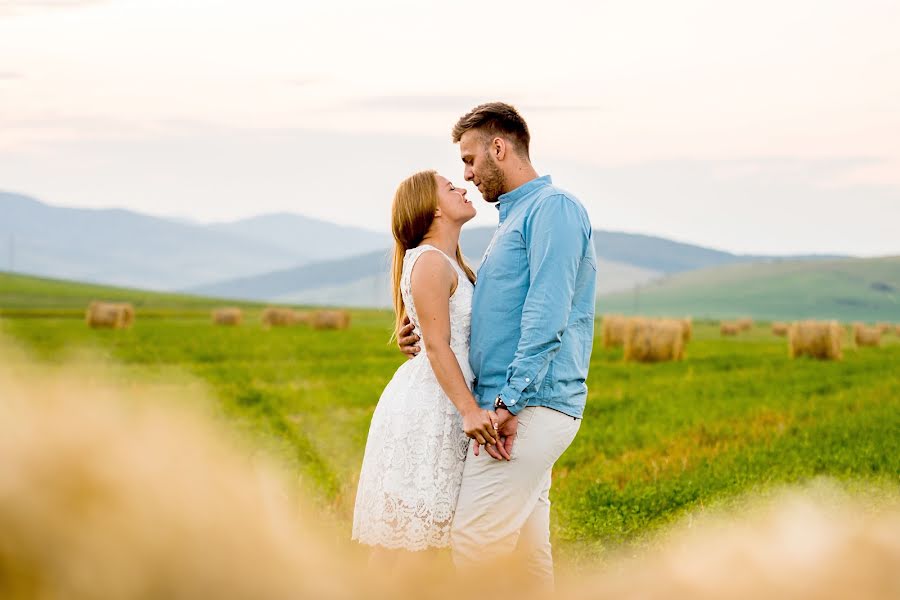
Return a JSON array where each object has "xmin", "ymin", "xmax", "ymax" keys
[{"xmin": 391, "ymin": 170, "xmax": 476, "ymax": 339}]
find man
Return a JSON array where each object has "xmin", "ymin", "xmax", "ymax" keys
[{"xmin": 399, "ymin": 102, "xmax": 596, "ymax": 588}]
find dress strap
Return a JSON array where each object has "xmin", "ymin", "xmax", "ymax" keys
[{"xmin": 411, "ymin": 244, "xmax": 464, "ymax": 275}]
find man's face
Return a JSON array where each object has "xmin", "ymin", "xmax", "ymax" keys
[{"xmin": 459, "ymin": 130, "xmax": 506, "ymax": 203}]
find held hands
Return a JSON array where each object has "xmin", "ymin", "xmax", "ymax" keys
[
  {"xmin": 397, "ymin": 316, "xmax": 420, "ymax": 359},
  {"xmin": 462, "ymin": 407, "xmax": 500, "ymax": 449},
  {"xmin": 473, "ymin": 408, "xmax": 517, "ymax": 461}
]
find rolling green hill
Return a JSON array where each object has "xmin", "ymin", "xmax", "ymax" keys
[
  {"xmin": 598, "ymin": 256, "xmax": 900, "ymax": 321},
  {"xmin": 0, "ymin": 272, "xmax": 263, "ymax": 315}
]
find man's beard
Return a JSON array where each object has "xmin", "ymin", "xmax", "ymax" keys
[{"xmin": 478, "ymin": 156, "xmax": 506, "ymax": 203}]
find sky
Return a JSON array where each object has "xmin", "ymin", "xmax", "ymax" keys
[{"xmin": 1, "ymin": 0, "xmax": 899, "ymax": 256}]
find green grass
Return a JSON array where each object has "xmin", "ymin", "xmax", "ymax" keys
[
  {"xmin": 2, "ymin": 272, "xmax": 899, "ymax": 561},
  {"xmin": 0, "ymin": 271, "xmax": 265, "ymax": 314},
  {"xmin": 598, "ymin": 256, "xmax": 900, "ymax": 321}
]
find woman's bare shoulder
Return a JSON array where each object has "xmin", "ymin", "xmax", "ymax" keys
[{"xmin": 409, "ymin": 249, "xmax": 456, "ymax": 297}]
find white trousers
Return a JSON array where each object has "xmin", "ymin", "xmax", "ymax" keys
[{"xmin": 450, "ymin": 406, "xmax": 581, "ymax": 589}]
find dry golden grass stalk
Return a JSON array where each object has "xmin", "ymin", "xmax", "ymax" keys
[
  {"xmin": 0, "ymin": 351, "xmax": 352, "ymax": 599},
  {"xmin": 85, "ymin": 301, "xmax": 134, "ymax": 329},
  {"xmin": 601, "ymin": 314, "xmax": 629, "ymax": 348},
  {"xmin": 562, "ymin": 489, "xmax": 900, "ymax": 600},
  {"xmin": 311, "ymin": 310, "xmax": 351, "ymax": 330},
  {"xmin": 771, "ymin": 322, "xmax": 790, "ymax": 337},
  {"xmin": 788, "ymin": 320, "xmax": 843, "ymax": 360},
  {"xmin": 623, "ymin": 318, "xmax": 685, "ymax": 363},
  {"xmin": 855, "ymin": 325, "xmax": 882, "ymax": 347},
  {"xmin": 211, "ymin": 307, "xmax": 243, "ymax": 326}
]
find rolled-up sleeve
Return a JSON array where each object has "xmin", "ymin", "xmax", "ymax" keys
[{"xmin": 497, "ymin": 195, "xmax": 590, "ymax": 415}]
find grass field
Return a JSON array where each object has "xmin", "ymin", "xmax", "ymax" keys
[{"xmin": 1, "ymin": 272, "xmax": 899, "ymax": 565}]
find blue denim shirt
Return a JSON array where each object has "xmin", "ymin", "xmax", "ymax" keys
[{"xmin": 469, "ymin": 175, "xmax": 596, "ymax": 418}]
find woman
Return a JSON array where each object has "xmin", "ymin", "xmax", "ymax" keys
[{"xmin": 351, "ymin": 170, "xmax": 501, "ymax": 564}]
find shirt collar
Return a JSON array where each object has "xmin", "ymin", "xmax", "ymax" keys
[{"xmin": 496, "ymin": 175, "xmax": 552, "ymax": 222}]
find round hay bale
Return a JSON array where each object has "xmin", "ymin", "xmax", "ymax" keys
[
  {"xmin": 261, "ymin": 307, "xmax": 299, "ymax": 328},
  {"xmin": 771, "ymin": 322, "xmax": 790, "ymax": 337},
  {"xmin": 311, "ymin": 310, "xmax": 351, "ymax": 330},
  {"xmin": 720, "ymin": 321, "xmax": 740, "ymax": 336},
  {"xmin": 601, "ymin": 314, "xmax": 629, "ymax": 348},
  {"xmin": 737, "ymin": 317, "xmax": 754, "ymax": 332},
  {"xmin": 86, "ymin": 301, "xmax": 134, "ymax": 330},
  {"xmin": 855, "ymin": 325, "xmax": 881, "ymax": 347},
  {"xmin": 681, "ymin": 317, "xmax": 693, "ymax": 343},
  {"xmin": 212, "ymin": 307, "xmax": 243, "ymax": 326},
  {"xmin": 120, "ymin": 305, "xmax": 134, "ymax": 328},
  {"xmin": 788, "ymin": 320, "xmax": 843, "ymax": 360},
  {"xmin": 624, "ymin": 318, "xmax": 685, "ymax": 363}
]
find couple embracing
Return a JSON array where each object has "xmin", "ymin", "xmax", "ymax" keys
[{"xmin": 352, "ymin": 102, "xmax": 597, "ymax": 589}]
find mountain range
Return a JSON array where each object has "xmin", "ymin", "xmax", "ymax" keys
[
  {"xmin": 0, "ymin": 191, "xmax": 388, "ymax": 290},
  {"xmin": 2, "ymin": 190, "xmax": 869, "ymax": 315}
]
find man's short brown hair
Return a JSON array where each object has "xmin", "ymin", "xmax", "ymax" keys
[{"xmin": 452, "ymin": 102, "xmax": 531, "ymax": 158}]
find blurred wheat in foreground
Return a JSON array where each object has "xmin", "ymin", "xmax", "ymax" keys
[{"xmin": 0, "ymin": 340, "xmax": 898, "ymax": 600}]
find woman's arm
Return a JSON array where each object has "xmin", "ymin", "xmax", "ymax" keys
[{"xmin": 410, "ymin": 251, "xmax": 504, "ymax": 453}]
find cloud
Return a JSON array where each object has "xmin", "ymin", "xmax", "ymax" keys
[
  {"xmin": 519, "ymin": 104, "xmax": 608, "ymax": 113},
  {"xmin": 286, "ymin": 76, "xmax": 329, "ymax": 87},
  {"xmin": 0, "ymin": 0, "xmax": 107, "ymax": 16},
  {"xmin": 346, "ymin": 96, "xmax": 609, "ymax": 117},
  {"xmin": 355, "ymin": 95, "xmax": 493, "ymax": 112},
  {"xmin": 0, "ymin": 71, "xmax": 23, "ymax": 80}
]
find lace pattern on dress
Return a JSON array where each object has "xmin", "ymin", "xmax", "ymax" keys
[{"xmin": 351, "ymin": 245, "xmax": 475, "ymax": 550}]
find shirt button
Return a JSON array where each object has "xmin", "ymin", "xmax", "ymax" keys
[{"xmin": 525, "ymin": 378, "xmax": 530, "ymax": 383}]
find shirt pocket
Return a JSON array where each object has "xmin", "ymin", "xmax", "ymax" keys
[{"xmin": 482, "ymin": 231, "xmax": 525, "ymax": 279}]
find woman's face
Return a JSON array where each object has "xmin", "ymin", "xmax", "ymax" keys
[{"xmin": 434, "ymin": 174, "xmax": 476, "ymax": 225}]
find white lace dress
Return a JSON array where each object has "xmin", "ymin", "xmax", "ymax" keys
[{"xmin": 351, "ymin": 244, "xmax": 475, "ymax": 551}]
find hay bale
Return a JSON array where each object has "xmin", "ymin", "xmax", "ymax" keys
[
  {"xmin": 771, "ymin": 322, "xmax": 790, "ymax": 337},
  {"xmin": 601, "ymin": 314, "xmax": 630, "ymax": 348},
  {"xmin": 875, "ymin": 322, "xmax": 890, "ymax": 334},
  {"xmin": 260, "ymin": 307, "xmax": 300, "ymax": 328},
  {"xmin": 855, "ymin": 325, "xmax": 881, "ymax": 347},
  {"xmin": 212, "ymin": 307, "xmax": 243, "ymax": 326},
  {"xmin": 720, "ymin": 321, "xmax": 740, "ymax": 336},
  {"xmin": 737, "ymin": 317, "xmax": 754, "ymax": 331},
  {"xmin": 310, "ymin": 310, "xmax": 351, "ymax": 330},
  {"xmin": 86, "ymin": 301, "xmax": 134, "ymax": 329},
  {"xmin": 680, "ymin": 317, "xmax": 693, "ymax": 343},
  {"xmin": 895, "ymin": 324, "xmax": 900, "ymax": 336},
  {"xmin": 788, "ymin": 320, "xmax": 843, "ymax": 360},
  {"xmin": 623, "ymin": 318, "xmax": 685, "ymax": 363},
  {"xmin": 120, "ymin": 304, "xmax": 134, "ymax": 328}
]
